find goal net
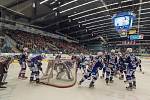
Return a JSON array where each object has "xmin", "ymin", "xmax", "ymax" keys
[{"xmin": 40, "ymin": 60, "xmax": 77, "ymax": 88}]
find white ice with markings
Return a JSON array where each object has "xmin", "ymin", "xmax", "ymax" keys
[{"xmin": 0, "ymin": 59, "xmax": 150, "ymax": 100}]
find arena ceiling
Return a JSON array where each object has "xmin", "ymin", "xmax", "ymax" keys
[{"xmin": 0, "ymin": 0, "xmax": 150, "ymax": 43}]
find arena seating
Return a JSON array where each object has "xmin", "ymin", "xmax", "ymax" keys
[{"xmin": 5, "ymin": 30, "xmax": 89, "ymax": 54}]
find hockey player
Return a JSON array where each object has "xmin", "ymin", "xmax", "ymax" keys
[
  {"xmin": 78, "ymin": 53, "xmax": 87, "ymax": 74},
  {"xmin": 89, "ymin": 54, "xmax": 94, "ymax": 62},
  {"xmin": 54, "ymin": 52, "xmax": 62, "ymax": 71},
  {"xmin": 1, "ymin": 57, "xmax": 12, "ymax": 85},
  {"xmin": 55, "ymin": 52, "xmax": 62, "ymax": 62},
  {"xmin": 0, "ymin": 57, "xmax": 7, "ymax": 88},
  {"xmin": 137, "ymin": 57, "xmax": 142, "ymax": 72},
  {"xmin": 28, "ymin": 54, "xmax": 45, "ymax": 83},
  {"xmin": 100, "ymin": 51, "xmax": 109, "ymax": 79},
  {"xmin": 105, "ymin": 49, "xmax": 117, "ymax": 84},
  {"xmin": 78, "ymin": 52, "xmax": 104, "ymax": 88},
  {"xmin": 0, "ymin": 57, "xmax": 12, "ymax": 88},
  {"xmin": 117, "ymin": 52, "xmax": 126, "ymax": 80},
  {"xmin": 18, "ymin": 49, "xmax": 29, "ymax": 79},
  {"xmin": 125, "ymin": 48, "xmax": 138, "ymax": 90}
]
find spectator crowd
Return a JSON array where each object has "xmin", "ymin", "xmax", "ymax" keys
[{"xmin": 5, "ymin": 30, "xmax": 89, "ymax": 54}]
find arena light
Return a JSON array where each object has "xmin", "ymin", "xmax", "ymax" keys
[
  {"xmin": 138, "ymin": 1, "xmax": 150, "ymax": 6},
  {"xmin": 73, "ymin": 10, "xmax": 110, "ymax": 20},
  {"xmin": 141, "ymin": 30, "xmax": 150, "ymax": 31},
  {"xmin": 78, "ymin": 15, "xmax": 110, "ymax": 23},
  {"xmin": 121, "ymin": 0, "xmax": 133, "ymax": 3},
  {"xmin": 68, "ymin": 2, "xmax": 118, "ymax": 18},
  {"xmin": 141, "ymin": 7, "xmax": 150, "ymax": 11},
  {"xmin": 85, "ymin": 23, "xmax": 113, "ymax": 29},
  {"xmin": 73, "ymin": 1, "xmax": 150, "ymax": 21},
  {"xmin": 92, "ymin": 30, "xmax": 114, "ymax": 34},
  {"xmin": 50, "ymin": 0, "xmax": 57, "ymax": 5},
  {"xmin": 140, "ymin": 23, "xmax": 150, "ymax": 26},
  {"xmin": 88, "ymin": 25, "xmax": 113, "ymax": 31},
  {"xmin": 85, "ymin": 22, "xmax": 112, "ymax": 28},
  {"xmin": 83, "ymin": 18, "xmax": 111, "ymax": 26},
  {"xmin": 60, "ymin": 0, "xmax": 99, "ymax": 13},
  {"xmin": 92, "ymin": 30, "xmax": 104, "ymax": 33},
  {"xmin": 140, "ymin": 31, "xmax": 150, "ymax": 33},
  {"xmin": 40, "ymin": 0, "xmax": 49, "ymax": 4},
  {"xmin": 141, "ymin": 12, "xmax": 150, "ymax": 15},
  {"xmin": 58, "ymin": 19, "xmax": 113, "ymax": 31},
  {"xmin": 140, "ymin": 20, "xmax": 150, "ymax": 23},
  {"xmin": 86, "ymin": 24, "xmax": 101, "ymax": 29},
  {"xmin": 88, "ymin": 23, "xmax": 112, "ymax": 30},
  {"xmin": 60, "ymin": 0, "xmax": 78, "ymax": 7},
  {"xmin": 140, "ymin": 17, "xmax": 150, "ymax": 20}
]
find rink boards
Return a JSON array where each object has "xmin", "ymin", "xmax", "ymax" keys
[{"xmin": 1, "ymin": 53, "xmax": 150, "ymax": 64}]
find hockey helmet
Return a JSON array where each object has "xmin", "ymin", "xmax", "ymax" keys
[
  {"xmin": 118, "ymin": 52, "xmax": 122, "ymax": 56},
  {"xmin": 126, "ymin": 48, "xmax": 132, "ymax": 53},
  {"xmin": 111, "ymin": 49, "xmax": 115, "ymax": 53},
  {"xmin": 97, "ymin": 52, "xmax": 103, "ymax": 56}
]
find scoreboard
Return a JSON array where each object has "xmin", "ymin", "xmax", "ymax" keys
[{"xmin": 112, "ymin": 12, "xmax": 136, "ymax": 37}]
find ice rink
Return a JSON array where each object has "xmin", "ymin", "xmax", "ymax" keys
[{"xmin": 0, "ymin": 59, "xmax": 150, "ymax": 100}]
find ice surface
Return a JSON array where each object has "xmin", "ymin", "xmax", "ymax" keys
[{"xmin": 0, "ymin": 59, "xmax": 150, "ymax": 100}]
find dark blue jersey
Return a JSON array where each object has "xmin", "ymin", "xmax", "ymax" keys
[
  {"xmin": 108, "ymin": 54, "xmax": 117, "ymax": 65},
  {"xmin": 91, "ymin": 57, "xmax": 103, "ymax": 74},
  {"xmin": 118, "ymin": 56, "xmax": 125, "ymax": 65},
  {"xmin": 89, "ymin": 55, "xmax": 94, "ymax": 62},
  {"xmin": 80, "ymin": 56, "xmax": 86, "ymax": 62},
  {"xmin": 31, "ymin": 55, "xmax": 43, "ymax": 64},
  {"xmin": 19, "ymin": 54, "xmax": 27, "ymax": 64},
  {"xmin": 126, "ymin": 53, "xmax": 137, "ymax": 70}
]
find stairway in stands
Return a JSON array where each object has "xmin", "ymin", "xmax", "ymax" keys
[
  {"xmin": 4, "ymin": 35, "xmax": 20, "ymax": 53},
  {"xmin": 47, "ymin": 43, "xmax": 59, "ymax": 51}
]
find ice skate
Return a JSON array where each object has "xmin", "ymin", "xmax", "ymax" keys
[
  {"xmin": 18, "ymin": 76, "xmax": 22, "ymax": 79},
  {"xmin": 89, "ymin": 82, "xmax": 94, "ymax": 88},
  {"xmin": 100, "ymin": 74, "xmax": 104, "ymax": 79},
  {"xmin": 1, "ymin": 82, "xmax": 8, "ymax": 85},
  {"xmin": 100, "ymin": 76, "xmax": 104, "ymax": 79},
  {"xmin": 36, "ymin": 79, "xmax": 40, "ymax": 84},
  {"xmin": 23, "ymin": 76, "xmax": 28, "ymax": 79},
  {"xmin": 30, "ymin": 77, "xmax": 35, "ymax": 83},
  {"xmin": 114, "ymin": 73, "xmax": 118, "ymax": 78},
  {"xmin": 89, "ymin": 84, "xmax": 94, "ymax": 88},
  {"xmin": 21, "ymin": 77, "xmax": 28, "ymax": 80},
  {"xmin": 109, "ymin": 77, "xmax": 114, "ymax": 83},
  {"xmin": 119, "ymin": 77, "xmax": 123, "ymax": 80},
  {"xmin": 105, "ymin": 78, "xmax": 109, "ymax": 85},
  {"xmin": 126, "ymin": 83, "xmax": 133, "ymax": 91},
  {"xmin": 109, "ymin": 80, "xmax": 114, "ymax": 83},
  {"xmin": 133, "ymin": 81, "xmax": 136, "ymax": 89},
  {"xmin": 140, "ymin": 69, "xmax": 142, "ymax": 72},
  {"xmin": 0, "ymin": 85, "xmax": 7, "ymax": 88},
  {"xmin": 78, "ymin": 81, "xmax": 82, "ymax": 86},
  {"xmin": 126, "ymin": 86, "xmax": 132, "ymax": 91},
  {"xmin": 124, "ymin": 80, "xmax": 127, "ymax": 83},
  {"xmin": 119, "ymin": 75, "xmax": 124, "ymax": 80},
  {"xmin": 132, "ymin": 85, "xmax": 136, "ymax": 89},
  {"xmin": 87, "ymin": 77, "xmax": 91, "ymax": 80},
  {"xmin": 30, "ymin": 79, "xmax": 36, "ymax": 83}
]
